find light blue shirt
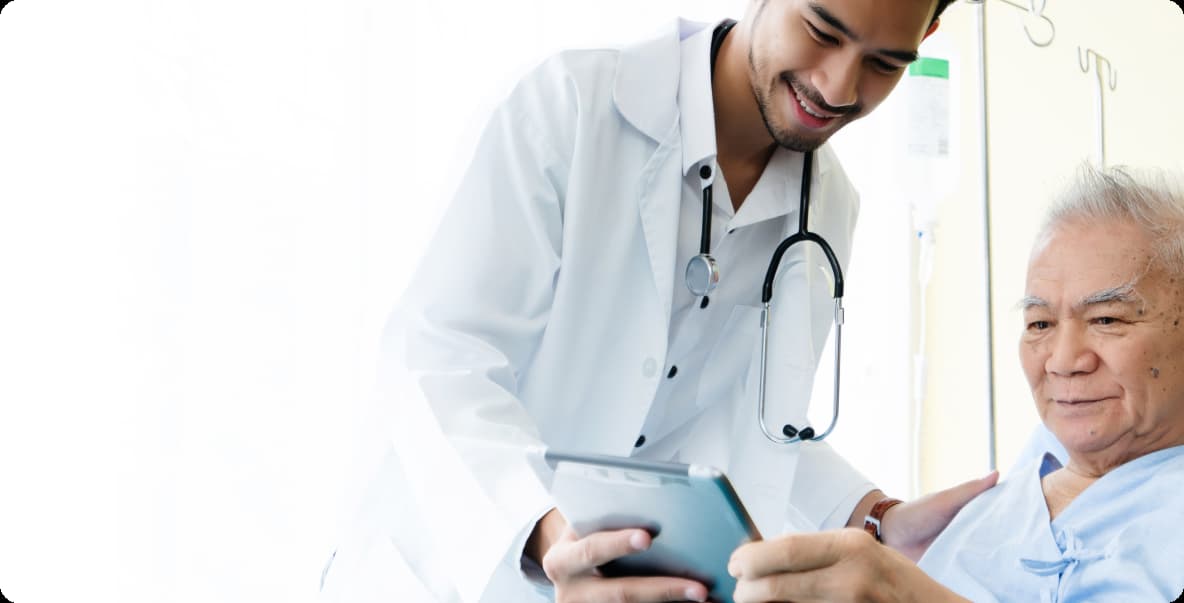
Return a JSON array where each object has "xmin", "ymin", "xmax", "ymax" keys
[{"xmin": 918, "ymin": 445, "xmax": 1184, "ymax": 602}]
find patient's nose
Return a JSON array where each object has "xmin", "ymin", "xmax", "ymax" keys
[{"xmin": 1045, "ymin": 327, "xmax": 1098, "ymax": 377}]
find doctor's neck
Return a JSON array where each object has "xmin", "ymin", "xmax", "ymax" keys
[{"xmin": 711, "ymin": 23, "xmax": 779, "ymax": 209}]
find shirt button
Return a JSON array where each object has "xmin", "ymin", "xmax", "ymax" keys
[
  {"xmin": 634, "ymin": 434, "xmax": 646, "ymax": 448},
  {"xmin": 642, "ymin": 357, "xmax": 657, "ymax": 378},
  {"xmin": 667, "ymin": 365, "xmax": 678, "ymax": 378},
  {"xmin": 700, "ymin": 296, "xmax": 710, "ymax": 309}
]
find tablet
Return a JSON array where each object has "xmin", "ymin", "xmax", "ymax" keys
[{"xmin": 534, "ymin": 449, "xmax": 761, "ymax": 602}]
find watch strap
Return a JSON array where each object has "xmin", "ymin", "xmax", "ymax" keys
[{"xmin": 862, "ymin": 497, "xmax": 904, "ymax": 543}]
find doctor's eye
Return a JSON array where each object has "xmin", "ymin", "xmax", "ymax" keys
[
  {"xmin": 867, "ymin": 57, "xmax": 904, "ymax": 75},
  {"xmin": 804, "ymin": 21, "xmax": 839, "ymax": 46}
]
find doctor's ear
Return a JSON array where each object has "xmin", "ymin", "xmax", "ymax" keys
[{"xmin": 923, "ymin": 17, "xmax": 940, "ymax": 40}]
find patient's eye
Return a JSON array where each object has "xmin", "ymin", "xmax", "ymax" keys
[
  {"xmin": 1092, "ymin": 316, "xmax": 1122, "ymax": 326},
  {"xmin": 1027, "ymin": 320, "xmax": 1052, "ymax": 331}
]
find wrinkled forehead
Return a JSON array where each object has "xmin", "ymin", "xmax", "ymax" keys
[{"xmin": 1024, "ymin": 219, "xmax": 1159, "ymax": 304}]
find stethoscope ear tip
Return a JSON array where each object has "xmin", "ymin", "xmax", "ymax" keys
[{"xmin": 781, "ymin": 424, "xmax": 815, "ymax": 441}]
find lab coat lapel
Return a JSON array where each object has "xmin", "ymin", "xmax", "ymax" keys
[
  {"xmin": 614, "ymin": 22, "xmax": 683, "ymax": 327},
  {"xmin": 633, "ymin": 130, "xmax": 681, "ymax": 328},
  {"xmin": 613, "ymin": 21, "xmax": 680, "ymax": 144}
]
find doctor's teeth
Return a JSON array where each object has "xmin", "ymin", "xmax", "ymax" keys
[{"xmin": 798, "ymin": 97, "xmax": 827, "ymax": 119}]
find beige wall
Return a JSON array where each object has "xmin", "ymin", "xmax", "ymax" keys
[{"xmin": 921, "ymin": 0, "xmax": 1184, "ymax": 491}]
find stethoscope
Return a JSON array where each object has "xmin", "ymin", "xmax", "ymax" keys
[{"xmin": 684, "ymin": 19, "xmax": 845, "ymax": 444}]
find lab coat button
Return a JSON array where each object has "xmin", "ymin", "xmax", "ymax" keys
[
  {"xmin": 667, "ymin": 365, "xmax": 678, "ymax": 378},
  {"xmin": 642, "ymin": 357, "xmax": 657, "ymax": 377},
  {"xmin": 634, "ymin": 435, "xmax": 646, "ymax": 448}
]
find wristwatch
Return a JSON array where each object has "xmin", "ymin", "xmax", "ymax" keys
[{"xmin": 862, "ymin": 497, "xmax": 903, "ymax": 543}]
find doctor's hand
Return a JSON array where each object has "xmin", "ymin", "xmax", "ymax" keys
[
  {"xmin": 878, "ymin": 471, "xmax": 998, "ymax": 561},
  {"xmin": 540, "ymin": 526, "xmax": 709, "ymax": 603},
  {"xmin": 728, "ymin": 529, "xmax": 971, "ymax": 603}
]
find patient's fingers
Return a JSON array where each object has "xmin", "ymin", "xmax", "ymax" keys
[
  {"xmin": 733, "ymin": 568, "xmax": 874, "ymax": 603},
  {"xmin": 542, "ymin": 527, "xmax": 651, "ymax": 579},
  {"xmin": 732, "ymin": 571, "xmax": 816, "ymax": 603},
  {"xmin": 731, "ymin": 529, "xmax": 970, "ymax": 603},
  {"xmin": 730, "ymin": 530, "xmax": 901, "ymax": 603},
  {"xmin": 729, "ymin": 529, "xmax": 873, "ymax": 578}
]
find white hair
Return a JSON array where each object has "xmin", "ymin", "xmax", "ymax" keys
[{"xmin": 1036, "ymin": 164, "xmax": 1184, "ymax": 276}]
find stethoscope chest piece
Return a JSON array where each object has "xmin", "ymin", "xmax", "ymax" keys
[{"xmin": 685, "ymin": 253, "xmax": 719, "ymax": 297}]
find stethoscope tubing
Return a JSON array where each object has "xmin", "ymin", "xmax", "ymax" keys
[
  {"xmin": 758, "ymin": 298, "xmax": 844, "ymax": 444},
  {"xmin": 685, "ymin": 20, "xmax": 845, "ymax": 445},
  {"xmin": 755, "ymin": 151, "xmax": 845, "ymax": 444}
]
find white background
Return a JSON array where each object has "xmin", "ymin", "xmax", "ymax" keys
[{"xmin": 0, "ymin": 1, "xmax": 962, "ymax": 601}]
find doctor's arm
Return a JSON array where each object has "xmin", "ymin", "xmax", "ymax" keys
[
  {"xmin": 394, "ymin": 61, "xmax": 710, "ymax": 601},
  {"xmin": 385, "ymin": 60, "xmax": 576, "ymax": 595},
  {"xmin": 846, "ymin": 471, "xmax": 998, "ymax": 561}
]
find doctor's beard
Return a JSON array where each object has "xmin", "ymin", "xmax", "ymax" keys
[{"xmin": 750, "ymin": 69, "xmax": 862, "ymax": 153}]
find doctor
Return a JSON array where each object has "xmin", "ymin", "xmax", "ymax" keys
[{"xmin": 334, "ymin": 0, "xmax": 996, "ymax": 601}]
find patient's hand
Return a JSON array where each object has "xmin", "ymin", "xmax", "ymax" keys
[
  {"xmin": 881, "ymin": 472, "xmax": 998, "ymax": 561},
  {"xmin": 541, "ymin": 526, "xmax": 709, "ymax": 603},
  {"xmin": 729, "ymin": 529, "xmax": 972, "ymax": 603}
]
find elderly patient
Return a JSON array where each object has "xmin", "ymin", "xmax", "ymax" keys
[{"xmin": 729, "ymin": 166, "xmax": 1184, "ymax": 603}]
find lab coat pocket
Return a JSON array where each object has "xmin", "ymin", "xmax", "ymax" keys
[{"xmin": 694, "ymin": 304, "xmax": 763, "ymax": 411}]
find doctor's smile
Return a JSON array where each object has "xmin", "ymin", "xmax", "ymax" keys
[{"xmin": 785, "ymin": 76, "xmax": 856, "ymax": 129}]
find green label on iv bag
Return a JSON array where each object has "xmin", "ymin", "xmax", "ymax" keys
[
  {"xmin": 904, "ymin": 57, "xmax": 950, "ymax": 158},
  {"xmin": 909, "ymin": 57, "xmax": 949, "ymax": 79}
]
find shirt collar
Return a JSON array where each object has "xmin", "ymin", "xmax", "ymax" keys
[
  {"xmin": 678, "ymin": 20, "xmax": 719, "ymax": 180},
  {"xmin": 727, "ymin": 146, "xmax": 804, "ymax": 229}
]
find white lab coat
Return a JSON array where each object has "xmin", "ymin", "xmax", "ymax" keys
[{"xmin": 324, "ymin": 19, "xmax": 871, "ymax": 603}]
